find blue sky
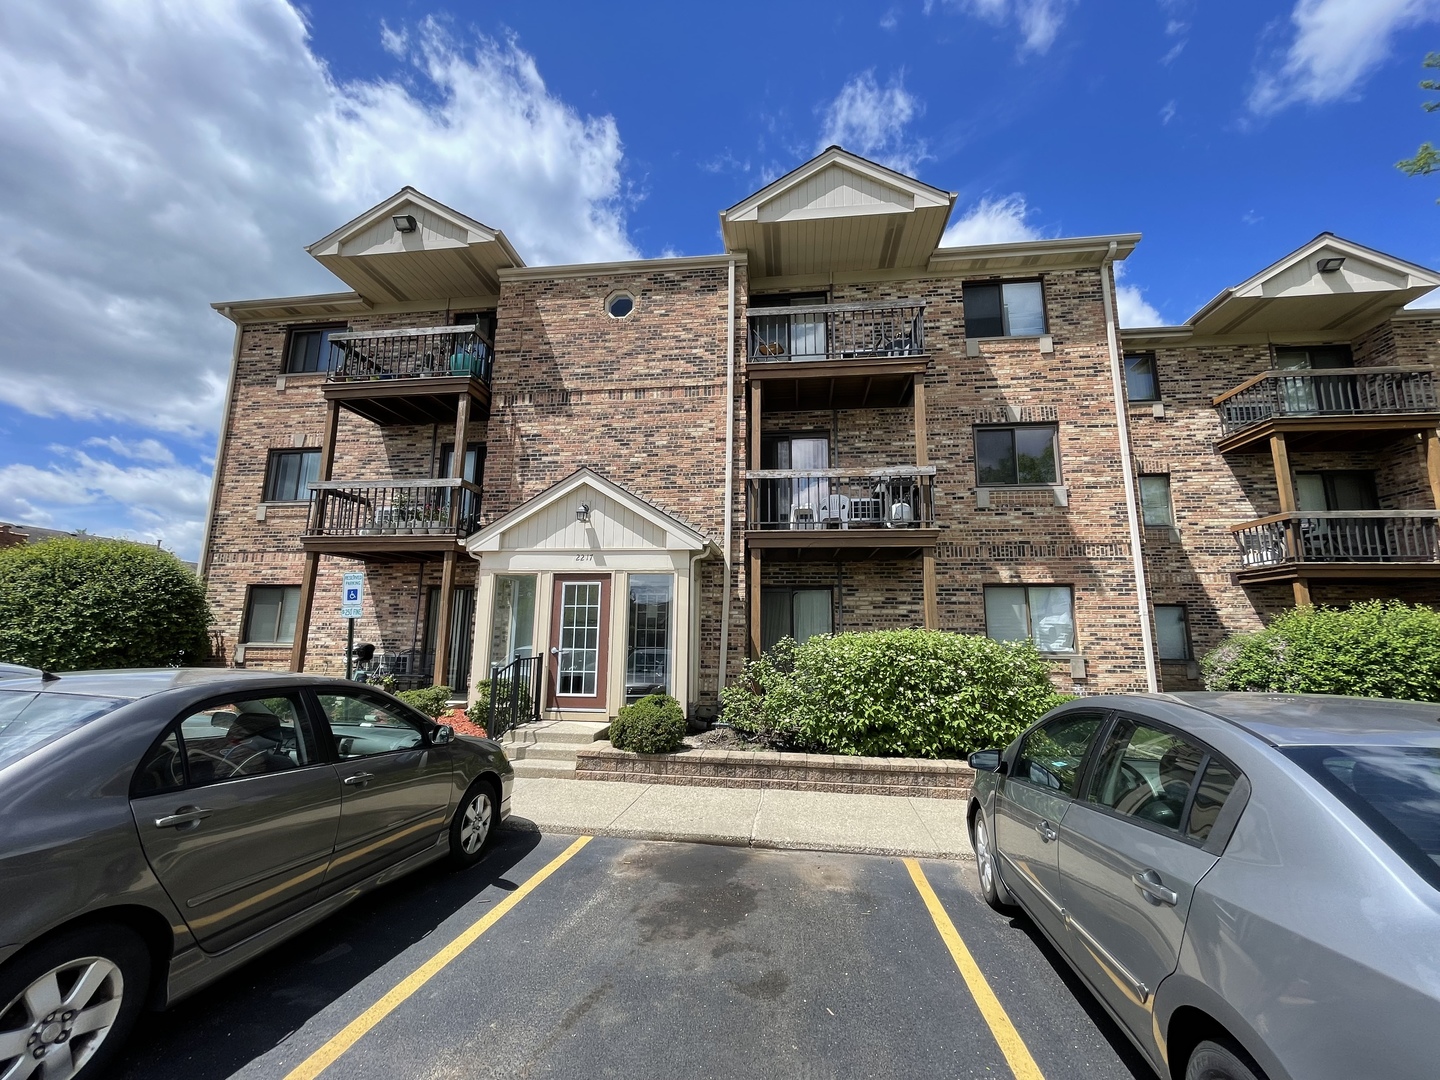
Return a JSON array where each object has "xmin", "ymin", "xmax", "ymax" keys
[{"xmin": 1, "ymin": 0, "xmax": 1437, "ymax": 558}]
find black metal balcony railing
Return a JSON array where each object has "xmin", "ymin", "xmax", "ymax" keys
[
  {"xmin": 745, "ymin": 468, "xmax": 936, "ymax": 529},
  {"xmin": 1232, "ymin": 511, "xmax": 1440, "ymax": 567},
  {"xmin": 325, "ymin": 325, "xmax": 494, "ymax": 383},
  {"xmin": 303, "ymin": 479, "xmax": 482, "ymax": 538},
  {"xmin": 748, "ymin": 301, "xmax": 925, "ymax": 363},
  {"xmin": 1213, "ymin": 367, "xmax": 1437, "ymax": 437}
]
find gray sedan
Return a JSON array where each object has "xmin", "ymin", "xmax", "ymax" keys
[
  {"xmin": 0, "ymin": 667, "xmax": 513, "ymax": 1080},
  {"xmin": 967, "ymin": 692, "xmax": 1440, "ymax": 1080}
]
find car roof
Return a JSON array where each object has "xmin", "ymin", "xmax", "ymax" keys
[
  {"xmin": 1083, "ymin": 692, "xmax": 1440, "ymax": 747},
  {"xmin": 0, "ymin": 668, "xmax": 344, "ymax": 702}
]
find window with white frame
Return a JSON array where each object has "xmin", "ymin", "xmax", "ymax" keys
[{"xmin": 984, "ymin": 585, "xmax": 1075, "ymax": 653}]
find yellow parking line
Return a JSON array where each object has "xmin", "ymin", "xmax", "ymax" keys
[
  {"xmin": 285, "ymin": 835, "xmax": 593, "ymax": 1080},
  {"xmin": 904, "ymin": 858, "xmax": 1046, "ymax": 1080}
]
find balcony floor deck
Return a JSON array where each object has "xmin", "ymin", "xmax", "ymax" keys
[
  {"xmin": 745, "ymin": 526, "xmax": 940, "ymax": 561},
  {"xmin": 323, "ymin": 374, "xmax": 491, "ymax": 425},
  {"xmin": 747, "ymin": 354, "xmax": 925, "ymax": 410},
  {"xmin": 1217, "ymin": 413, "xmax": 1440, "ymax": 454},
  {"xmin": 300, "ymin": 534, "xmax": 466, "ymax": 564},
  {"xmin": 1236, "ymin": 560, "xmax": 1440, "ymax": 585}
]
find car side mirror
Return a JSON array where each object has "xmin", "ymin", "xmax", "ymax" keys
[
  {"xmin": 432, "ymin": 725, "xmax": 454, "ymax": 746},
  {"xmin": 968, "ymin": 749, "xmax": 1004, "ymax": 773}
]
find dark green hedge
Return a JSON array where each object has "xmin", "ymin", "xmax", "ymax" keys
[
  {"xmin": 609, "ymin": 693, "xmax": 687, "ymax": 754},
  {"xmin": 719, "ymin": 629, "xmax": 1067, "ymax": 758},
  {"xmin": 1202, "ymin": 601, "xmax": 1440, "ymax": 701},
  {"xmin": 0, "ymin": 538, "xmax": 211, "ymax": 670},
  {"xmin": 396, "ymin": 685, "xmax": 453, "ymax": 718}
]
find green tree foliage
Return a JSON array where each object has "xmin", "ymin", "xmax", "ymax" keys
[
  {"xmin": 720, "ymin": 629, "xmax": 1068, "ymax": 758},
  {"xmin": 1397, "ymin": 52, "xmax": 1440, "ymax": 200},
  {"xmin": 0, "ymin": 538, "xmax": 211, "ymax": 670},
  {"xmin": 395, "ymin": 684, "xmax": 453, "ymax": 718},
  {"xmin": 608, "ymin": 693, "xmax": 687, "ymax": 754},
  {"xmin": 1201, "ymin": 601, "xmax": 1440, "ymax": 701}
]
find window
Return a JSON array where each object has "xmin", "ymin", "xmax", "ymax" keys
[
  {"xmin": 284, "ymin": 324, "xmax": 346, "ymax": 373},
  {"xmin": 760, "ymin": 588, "xmax": 833, "ymax": 653},
  {"xmin": 263, "ymin": 449, "xmax": 320, "ymax": 503},
  {"xmin": 489, "ymin": 575, "xmax": 537, "ymax": 668},
  {"xmin": 438, "ymin": 442, "xmax": 484, "ymax": 485},
  {"xmin": 1274, "ymin": 344, "xmax": 1353, "ymax": 369},
  {"xmin": 1154, "ymin": 605, "xmax": 1192, "ymax": 661},
  {"xmin": 1124, "ymin": 353, "xmax": 1160, "ymax": 401},
  {"xmin": 135, "ymin": 692, "xmax": 313, "ymax": 792},
  {"xmin": 1295, "ymin": 471, "xmax": 1379, "ymax": 512},
  {"xmin": 0, "ymin": 691, "xmax": 125, "ymax": 773},
  {"xmin": 1187, "ymin": 757, "xmax": 1240, "ymax": 843},
  {"xmin": 964, "ymin": 280, "xmax": 1046, "ymax": 338},
  {"xmin": 1139, "ymin": 474, "xmax": 1173, "ymax": 526},
  {"xmin": 606, "ymin": 292, "xmax": 635, "ymax": 319},
  {"xmin": 975, "ymin": 425, "xmax": 1059, "ymax": 486},
  {"xmin": 316, "ymin": 691, "xmax": 425, "ymax": 759},
  {"xmin": 985, "ymin": 585, "xmax": 1075, "ymax": 653},
  {"xmin": 750, "ymin": 292, "xmax": 828, "ymax": 358},
  {"xmin": 760, "ymin": 434, "xmax": 832, "ymax": 527},
  {"xmin": 625, "ymin": 574, "xmax": 673, "ymax": 703},
  {"xmin": 1087, "ymin": 717, "xmax": 1205, "ymax": 833},
  {"xmin": 1014, "ymin": 712, "xmax": 1106, "ymax": 796},
  {"xmin": 243, "ymin": 585, "xmax": 300, "ymax": 644}
]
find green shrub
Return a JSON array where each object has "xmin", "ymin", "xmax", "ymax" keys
[
  {"xmin": 1202, "ymin": 601, "xmax": 1440, "ymax": 701},
  {"xmin": 470, "ymin": 676, "xmax": 534, "ymax": 727},
  {"xmin": 396, "ymin": 684, "xmax": 453, "ymax": 718},
  {"xmin": 720, "ymin": 629, "xmax": 1067, "ymax": 758},
  {"xmin": 609, "ymin": 693, "xmax": 687, "ymax": 754},
  {"xmin": 0, "ymin": 538, "xmax": 211, "ymax": 670}
]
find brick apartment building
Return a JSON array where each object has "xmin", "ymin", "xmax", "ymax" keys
[{"xmin": 199, "ymin": 147, "xmax": 1440, "ymax": 718}]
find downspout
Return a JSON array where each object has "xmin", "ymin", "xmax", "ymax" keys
[
  {"xmin": 1101, "ymin": 241, "xmax": 1159, "ymax": 693},
  {"xmin": 717, "ymin": 258, "xmax": 737, "ymax": 692},
  {"xmin": 197, "ymin": 314, "xmax": 243, "ymax": 586}
]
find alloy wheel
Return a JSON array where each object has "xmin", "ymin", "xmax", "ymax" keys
[
  {"xmin": 975, "ymin": 817, "xmax": 995, "ymax": 895},
  {"xmin": 459, "ymin": 790, "xmax": 493, "ymax": 855},
  {"xmin": 0, "ymin": 957, "xmax": 124, "ymax": 1080}
]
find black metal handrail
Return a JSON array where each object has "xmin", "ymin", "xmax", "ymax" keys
[
  {"xmin": 325, "ymin": 325, "xmax": 494, "ymax": 383},
  {"xmin": 748, "ymin": 301, "xmax": 925, "ymax": 362},
  {"xmin": 744, "ymin": 467, "xmax": 936, "ymax": 529},
  {"xmin": 487, "ymin": 655, "xmax": 543, "ymax": 740},
  {"xmin": 1213, "ymin": 367, "xmax": 1437, "ymax": 437},
  {"xmin": 303, "ymin": 479, "xmax": 482, "ymax": 538},
  {"xmin": 1232, "ymin": 511, "xmax": 1440, "ymax": 567}
]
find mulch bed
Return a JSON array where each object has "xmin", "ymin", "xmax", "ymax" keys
[{"xmin": 440, "ymin": 707, "xmax": 488, "ymax": 739}]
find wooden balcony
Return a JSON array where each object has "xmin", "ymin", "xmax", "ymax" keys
[
  {"xmin": 744, "ymin": 467, "xmax": 939, "ymax": 560},
  {"xmin": 300, "ymin": 479, "xmax": 481, "ymax": 563},
  {"xmin": 1231, "ymin": 510, "xmax": 1440, "ymax": 584},
  {"xmin": 1213, "ymin": 367, "xmax": 1439, "ymax": 453},
  {"xmin": 747, "ymin": 301, "xmax": 926, "ymax": 410},
  {"xmin": 322, "ymin": 325, "xmax": 493, "ymax": 425}
]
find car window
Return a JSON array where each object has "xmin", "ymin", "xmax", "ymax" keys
[
  {"xmin": 1014, "ymin": 712, "xmax": 1106, "ymax": 796},
  {"xmin": 1188, "ymin": 757, "xmax": 1240, "ymax": 843},
  {"xmin": 1087, "ymin": 717, "xmax": 1204, "ymax": 834},
  {"xmin": 133, "ymin": 693, "xmax": 311, "ymax": 795},
  {"xmin": 316, "ymin": 691, "xmax": 425, "ymax": 760},
  {"xmin": 0, "ymin": 691, "xmax": 126, "ymax": 770}
]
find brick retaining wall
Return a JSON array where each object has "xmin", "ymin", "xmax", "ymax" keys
[{"xmin": 574, "ymin": 744, "xmax": 974, "ymax": 800}]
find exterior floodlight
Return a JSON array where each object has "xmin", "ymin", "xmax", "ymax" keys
[
  {"xmin": 1317, "ymin": 256, "xmax": 1346, "ymax": 273},
  {"xmin": 393, "ymin": 214, "xmax": 418, "ymax": 233}
]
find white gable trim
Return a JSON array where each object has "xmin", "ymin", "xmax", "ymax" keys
[
  {"xmin": 466, "ymin": 468, "xmax": 711, "ymax": 555},
  {"xmin": 723, "ymin": 147, "xmax": 953, "ymax": 224},
  {"xmin": 306, "ymin": 187, "xmax": 524, "ymax": 266}
]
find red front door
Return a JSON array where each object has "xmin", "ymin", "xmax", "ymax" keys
[{"xmin": 549, "ymin": 574, "xmax": 610, "ymax": 710}]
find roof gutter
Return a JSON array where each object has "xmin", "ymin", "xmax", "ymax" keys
[{"xmin": 1101, "ymin": 241, "xmax": 1159, "ymax": 693}]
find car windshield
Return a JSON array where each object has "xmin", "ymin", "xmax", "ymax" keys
[
  {"xmin": 0, "ymin": 690, "xmax": 126, "ymax": 770},
  {"xmin": 1283, "ymin": 744, "xmax": 1440, "ymax": 890}
]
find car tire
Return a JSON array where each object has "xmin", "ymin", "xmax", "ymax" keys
[
  {"xmin": 0, "ymin": 923, "xmax": 150, "ymax": 1080},
  {"xmin": 1186, "ymin": 1037, "xmax": 1266, "ymax": 1080},
  {"xmin": 970, "ymin": 810, "xmax": 1015, "ymax": 913},
  {"xmin": 449, "ymin": 779, "xmax": 498, "ymax": 867}
]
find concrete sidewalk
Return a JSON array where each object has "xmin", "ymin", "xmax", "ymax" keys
[{"xmin": 508, "ymin": 776, "xmax": 974, "ymax": 859}]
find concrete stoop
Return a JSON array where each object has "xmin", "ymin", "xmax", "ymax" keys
[{"xmin": 502, "ymin": 720, "xmax": 609, "ymax": 778}]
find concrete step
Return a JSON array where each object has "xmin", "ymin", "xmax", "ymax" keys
[
  {"xmin": 501, "ymin": 721, "xmax": 608, "ymax": 747},
  {"xmin": 511, "ymin": 758, "xmax": 579, "ymax": 779},
  {"xmin": 519, "ymin": 744, "xmax": 581, "ymax": 764}
]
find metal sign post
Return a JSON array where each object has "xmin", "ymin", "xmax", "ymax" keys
[{"xmin": 341, "ymin": 572, "xmax": 365, "ymax": 678}]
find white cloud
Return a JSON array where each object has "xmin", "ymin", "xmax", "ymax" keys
[
  {"xmin": 1160, "ymin": 100, "xmax": 1177, "ymax": 124},
  {"xmin": 940, "ymin": 194, "xmax": 1043, "ymax": 246},
  {"xmin": 1249, "ymin": 0, "xmax": 1440, "ymax": 114},
  {"xmin": 0, "ymin": 1, "xmax": 636, "ymax": 441},
  {"xmin": 1114, "ymin": 264, "xmax": 1164, "ymax": 327},
  {"xmin": 817, "ymin": 72, "xmax": 927, "ymax": 174},
  {"xmin": 82, "ymin": 437, "xmax": 176, "ymax": 463},
  {"xmin": 939, "ymin": 0, "xmax": 1078, "ymax": 55}
]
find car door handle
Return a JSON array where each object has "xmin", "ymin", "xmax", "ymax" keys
[
  {"xmin": 154, "ymin": 807, "xmax": 213, "ymax": 829},
  {"xmin": 1132, "ymin": 869, "xmax": 1179, "ymax": 906},
  {"xmin": 343, "ymin": 772, "xmax": 375, "ymax": 787},
  {"xmin": 1036, "ymin": 820, "xmax": 1058, "ymax": 843}
]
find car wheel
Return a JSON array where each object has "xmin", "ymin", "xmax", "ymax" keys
[
  {"xmin": 449, "ymin": 780, "xmax": 498, "ymax": 867},
  {"xmin": 0, "ymin": 923, "xmax": 150, "ymax": 1080},
  {"xmin": 1186, "ymin": 1038, "xmax": 1266, "ymax": 1080},
  {"xmin": 970, "ymin": 811, "xmax": 1013, "ymax": 913}
]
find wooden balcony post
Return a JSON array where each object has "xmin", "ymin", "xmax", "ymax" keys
[
  {"xmin": 289, "ymin": 552, "xmax": 320, "ymax": 672},
  {"xmin": 434, "ymin": 551, "xmax": 457, "ymax": 689},
  {"xmin": 922, "ymin": 549, "xmax": 938, "ymax": 629},
  {"xmin": 1427, "ymin": 430, "xmax": 1440, "ymax": 509},
  {"xmin": 748, "ymin": 549, "xmax": 762, "ymax": 659},
  {"xmin": 913, "ymin": 380, "xmax": 929, "ymax": 467},
  {"xmin": 1269, "ymin": 432, "xmax": 1302, "ymax": 565},
  {"xmin": 1293, "ymin": 578, "xmax": 1312, "ymax": 607},
  {"xmin": 319, "ymin": 399, "xmax": 341, "ymax": 481},
  {"xmin": 749, "ymin": 382, "xmax": 762, "ymax": 470}
]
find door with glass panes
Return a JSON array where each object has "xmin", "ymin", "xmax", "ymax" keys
[{"xmin": 549, "ymin": 575, "xmax": 610, "ymax": 711}]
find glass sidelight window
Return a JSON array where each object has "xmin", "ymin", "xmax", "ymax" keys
[
  {"xmin": 557, "ymin": 582, "xmax": 602, "ymax": 696},
  {"xmin": 625, "ymin": 575, "xmax": 673, "ymax": 703},
  {"xmin": 489, "ymin": 575, "xmax": 537, "ymax": 668}
]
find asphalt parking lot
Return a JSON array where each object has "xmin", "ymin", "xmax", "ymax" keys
[{"xmin": 114, "ymin": 828, "xmax": 1155, "ymax": 1080}]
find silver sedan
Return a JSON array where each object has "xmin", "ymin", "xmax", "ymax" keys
[
  {"xmin": 0, "ymin": 667, "xmax": 513, "ymax": 1080},
  {"xmin": 967, "ymin": 692, "xmax": 1440, "ymax": 1080}
]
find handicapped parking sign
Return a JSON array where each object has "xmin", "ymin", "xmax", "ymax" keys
[{"xmin": 340, "ymin": 572, "xmax": 365, "ymax": 619}]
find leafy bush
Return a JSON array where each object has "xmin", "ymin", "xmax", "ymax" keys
[
  {"xmin": 720, "ymin": 629, "xmax": 1068, "ymax": 758},
  {"xmin": 609, "ymin": 693, "xmax": 687, "ymax": 754},
  {"xmin": 0, "ymin": 538, "xmax": 211, "ymax": 670},
  {"xmin": 396, "ymin": 684, "xmax": 453, "ymax": 718},
  {"xmin": 1202, "ymin": 601, "xmax": 1440, "ymax": 701},
  {"xmin": 470, "ymin": 676, "xmax": 534, "ymax": 727}
]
